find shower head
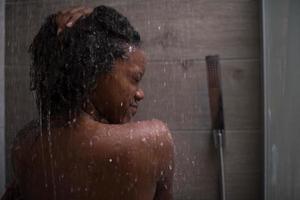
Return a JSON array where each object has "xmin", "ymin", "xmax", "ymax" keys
[
  {"xmin": 205, "ymin": 55, "xmax": 225, "ymax": 131},
  {"xmin": 206, "ymin": 55, "xmax": 227, "ymax": 200}
]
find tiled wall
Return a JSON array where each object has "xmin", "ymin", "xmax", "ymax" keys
[
  {"xmin": 263, "ymin": 0, "xmax": 300, "ymax": 199},
  {"xmin": 0, "ymin": 0, "xmax": 5, "ymax": 196},
  {"xmin": 0, "ymin": 1, "xmax": 5, "ymax": 195},
  {"xmin": 5, "ymin": 0, "xmax": 262, "ymax": 199}
]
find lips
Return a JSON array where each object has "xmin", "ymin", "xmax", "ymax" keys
[
  {"xmin": 130, "ymin": 104, "xmax": 138, "ymax": 108},
  {"xmin": 130, "ymin": 104, "xmax": 138, "ymax": 114},
  {"xmin": 130, "ymin": 101, "xmax": 138, "ymax": 108}
]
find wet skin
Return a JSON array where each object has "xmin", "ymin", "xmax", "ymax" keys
[
  {"xmin": 11, "ymin": 48, "xmax": 175, "ymax": 200},
  {"xmin": 89, "ymin": 48, "xmax": 146, "ymax": 124}
]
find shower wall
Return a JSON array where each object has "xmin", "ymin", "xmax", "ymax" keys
[
  {"xmin": 263, "ymin": 0, "xmax": 300, "ymax": 199},
  {"xmin": 5, "ymin": 0, "xmax": 262, "ymax": 199},
  {"xmin": 0, "ymin": 0, "xmax": 5, "ymax": 196}
]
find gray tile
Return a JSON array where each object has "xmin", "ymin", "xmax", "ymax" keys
[
  {"xmin": 134, "ymin": 59, "xmax": 261, "ymax": 130},
  {"xmin": 172, "ymin": 130, "xmax": 262, "ymax": 200},
  {"xmin": 5, "ymin": 0, "xmax": 260, "ymax": 65},
  {"xmin": 0, "ymin": 0, "xmax": 5, "ymax": 195}
]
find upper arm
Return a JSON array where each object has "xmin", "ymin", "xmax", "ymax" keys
[
  {"xmin": 11, "ymin": 134, "xmax": 27, "ymax": 179},
  {"xmin": 152, "ymin": 120, "xmax": 175, "ymax": 200},
  {"xmin": 153, "ymin": 167, "xmax": 174, "ymax": 200}
]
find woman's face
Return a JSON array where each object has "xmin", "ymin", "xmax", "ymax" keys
[{"xmin": 90, "ymin": 47, "xmax": 146, "ymax": 124}]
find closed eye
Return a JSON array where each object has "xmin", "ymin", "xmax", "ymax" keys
[{"xmin": 132, "ymin": 73, "xmax": 143, "ymax": 83}]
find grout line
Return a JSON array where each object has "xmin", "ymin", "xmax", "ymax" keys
[
  {"xmin": 149, "ymin": 57, "xmax": 260, "ymax": 63},
  {"xmin": 0, "ymin": 0, "xmax": 5, "ymax": 194},
  {"xmin": 5, "ymin": 57, "xmax": 260, "ymax": 67}
]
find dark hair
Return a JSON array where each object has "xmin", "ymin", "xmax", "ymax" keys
[{"xmin": 29, "ymin": 6, "xmax": 141, "ymax": 119}]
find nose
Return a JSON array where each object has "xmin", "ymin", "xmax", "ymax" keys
[{"xmin": 135, "ymin": 88, "xmax": 144, "ymax": 101}]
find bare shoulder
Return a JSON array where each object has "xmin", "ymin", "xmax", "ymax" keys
[
  {"xmin": 131, "ymin": 119, "xmax": 171, "ymax": 136},
  {"xmin": 122, "ymin": 119, "xmax": 175, "ymax": 163},
  {"xmin": 91, "ymin": 119, "xmax": 174, "ymax": 158},
  {"xmin": 11, "ymin": 120, "xmax": 39, "ymax": 172},
  {"xmin": 15, "ymin": 120, "xmax": 39, "ymax": 141},
  {"xmin": 124, "ymin": 119, "xmax": 174, "ymax": 147},
  {"xmin": 12, "ymin": 120, "xmax": 38, "ymax": 148}
]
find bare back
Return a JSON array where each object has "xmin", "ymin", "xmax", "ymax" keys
[{"xmin": 11, "ymin": 114, "xmax": 174, "ymax": 200}]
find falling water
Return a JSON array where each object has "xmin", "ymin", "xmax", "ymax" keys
[
  {"xmin": 46, "ymin": 109, "xmax": 57, "ymax": 200},
  {"xmin": 2, "ymin": 1, "xmax": 265, "ymax": 199},
  {"xmin": 39, "ymin": 101, "xmax": 48, "ymax": 189}
]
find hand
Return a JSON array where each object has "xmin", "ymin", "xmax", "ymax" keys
[{"xmin": 56, "ymin": 6, "xmax": 94, "ymax": 35}]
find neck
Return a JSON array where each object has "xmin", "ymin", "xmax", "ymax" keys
[
  {"xmin": 81, "ymin": 100, "xmax": 110, "ymax": 124},
  {"xmin": 42, "ymin": 101, "xmax": 110, "ymax": 127}
]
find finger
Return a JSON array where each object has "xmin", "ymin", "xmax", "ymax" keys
[
  {"xmin": 56, "ymin": 6, "xmax": 94, "ymax": 34},
  {"xmin": 56, "ymin": 14, "xmax": 72, "ymax": 33},
  {"xmin": 58, "ymin": 6, "xmax": 88, "ymax": 25},
  {"xmin": 60, "ymin": 6, "xmax": 84, "ymax": 14},
  {"xmin": 56, "ymin": 15, "xmax": 73, "ymax": 35},
  {"xmin": 66, "ymin": 7, "xmax": 93, "ymax": 27},
  {"xmin": 66, "ymin": 12, "xmax": 84, "ymax": 27},
  {"xmin": 82, "ymin": 7, "xmax": 94, "ymax": 15}
]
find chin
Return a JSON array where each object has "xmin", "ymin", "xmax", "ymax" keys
[
  {"xmin": 111, "ymin": 111, "xmax": 134, "ymax": 124},
  {"xmin": 121, "ymin": 117, "xmax": 131, "ymax": 124},
  {"xmin": 120, "ymin": 114, "xmax": 133, "ymax": 124}
]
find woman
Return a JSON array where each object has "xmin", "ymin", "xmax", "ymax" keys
[{"xmin": 2, "ymin": 5, "xmax": 174, "ymax": 200}]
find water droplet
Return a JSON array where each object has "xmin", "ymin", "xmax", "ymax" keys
[
  {"xmin": 192, "ymin": 160, "xmax": 195, "ymax": 166},
  {"xmin": 129, "ymin": 46, "xmax": 133, "ymax": 53},
  {"xmin": 109, "ymin": 158, "xmax": 113, "ymax": 163},
  {"xmin": 158, "ymin": 26, "xmax": 161, "ymax": 30},
  {"xmin": 142, "ymin": 137, "xmax": 146, "ymax": 142},
  {"xmin": 160, "ymin": 142, "xmax": 164, "ymax": 147},
  {"xmin": 169, "ymin": 165, "xmax": 173, "ymax": 170},
  {"xmin": 120, "ymin": 102, "xmax": 123, "ymax": 107},
  {"xmin": 92, "ymin": 135, "xmax": 100, "ymax": 141}
]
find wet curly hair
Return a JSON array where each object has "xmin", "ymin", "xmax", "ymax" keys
[{"xmin": 29, "ymin": 5, "xmax": 141, "ymax": 119}]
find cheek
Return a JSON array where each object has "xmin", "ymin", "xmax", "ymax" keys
[
  {"xmin": 115, "ymin": 80, "xmax": 135, "ymax": 101},
  {"xmin": 107, "ymin": 84, "xmax": 131, "ymax": 108}
]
